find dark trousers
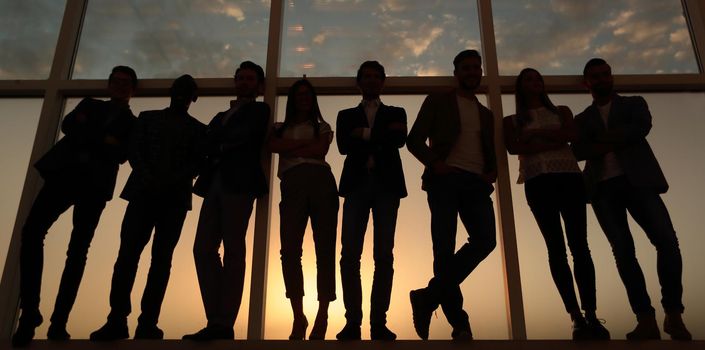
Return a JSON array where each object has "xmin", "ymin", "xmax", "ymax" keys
[
  {"xmin": 525, "ymin": 173, "xmax": 596, "ymax": 313},
  {"xmin": 193, "ymin": 174, "xmax": 255, "ymax": 328},
  {"xmin": 19, "ymin": 180, "xmax": 106, "ymax": 325},
  {"xmin": 425, "ymin": 171, "xmax": 496, "ymax": 329},
  {"xmin": 591, "ymin": 175, "xmax": 684, "ymax": 315},
  {"xmin": 340, "ymin": 174, "xmax": 400, "ymax": 327},
  {"xmin": 279, "ymin": 164, "xmax": 338, "ymax": 302},
  {"xmin": 107, "ymin": 199, "xmax": 186, "ymax": 327}
]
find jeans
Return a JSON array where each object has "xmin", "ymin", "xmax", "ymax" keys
[
  {"xmin": 425, "ymin": 171, "xmax": 496, "ymax": 329},
  {"xmin": 525, "ymin": 173, "xmax": 596, "ymax": 313},
  {"xmin": 107, "ymin": 199, "xmax": 187, "ymax": 327},
  {"xmin": 279, "ymin": 164, "xmax": 338, "ymax": 302},
  {"xmin": 19, "ymin": 180, "xmax": 106, "ymax": 325},
  {"xmin": 591, "ymin": 175, "xmax": 684, "ymax": 315},
  {"xmin": 340, "ymin": 173, "xmax": 400, "ymax": 327}
]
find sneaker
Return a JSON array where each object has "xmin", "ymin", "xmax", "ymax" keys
[
  {"xmin": 90, "ymin": 321, "xmax": 129, "ymax": 341},
  {"xmin": 451, "ymin": 327, "xmax": 473, "ymax": 340},
  {"xmin": 626, "ymin": 314, "xmax": 661, "ymax": 340},
  {"xmin": 47, "ymin": 323, "xmax": 71, "ymax": 341},
  {"xmin": 335, "ymin": 323, "xmax": 361, "ymax": 341},
  {"xmin": 11, "ymin": 312, "xmax": 43, "ymax": 347},
  {"xmin": 571, "ymin": 317, "xmax": 591, "ymax": 340},
  {"xmin": 410, "ymin": 289, "xmax": 434, "ymax": 340},
  {"xmin": 182, "ymin": 326, "xmax": 234, "ymax": 341},
  {"xmin": 134, "ymin": 324, "xmax": 164, "ymax": 339},
  {"xmin": 585, "ymin": 316, "xmax": 610, "ymax": 340},
  {"xmin": 370, "ymin": 325, "xmax": 397, "ymax": 340},
  {"xmin": 664, "ymin": 313, "xmax": 692, "ymax": 341}
]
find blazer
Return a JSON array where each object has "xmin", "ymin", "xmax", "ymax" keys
[
  {"xmin": 34, "ymin": 98, "xmax": 136, "ymax": 201},
  {"xmin": 572, "ymin": 94, "xmax": 668, "ymax": 198},
  {"xmin": 336, "ymin": 103, "xmax": 408, "ymax": 198},
  {"xmin": 193, "ymin": 101, "xmax": 270, "ymax": 198},
  {"xmin": 120, "ymin": 108, "xmax": 207, "ymax": 210},
  {"xmin": 407, "ymin": 90, "xmax": 497, "ymax": 191}
]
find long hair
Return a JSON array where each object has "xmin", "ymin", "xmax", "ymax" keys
[
  {"xmin": 277, "ymin": 79, "xmax": 324, "ymax": 138},
  {"xmin": 514, "ymin": 67, "xmax": 558, "ymax": 127}
]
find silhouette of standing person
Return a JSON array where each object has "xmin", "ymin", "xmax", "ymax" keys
[
  {"xmin": 407, "ymin": 50, "xmax": 496, "ymax": 340},
  {"xmin": 12, "ymin": 66, "xmax": 137, "ymax": 347},
  {"xmin": 335, "ymin": 61, "xmax": 407, "ymax": 341},
  {"xmin": 572, "ymin": 58, "xmax": 691, "ymax": 340},
  {"xmin": 504, "ymin": 68, "xmax": 609, "ymax": 340},
  {"xmin": 90, "ymin": 74, "xmax": 206, "ymax": 341},
  {"xmin": 183, "ymin": 61, "xmax": 270, "ymax": 341},
  {"xmin": 269, "ymin": 79, "xmax": 338, "ymax": 340}
]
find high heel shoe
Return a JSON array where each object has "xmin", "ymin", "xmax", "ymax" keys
[
  {"xmin": 289, "ymin": 317, "xmax": 308, "ymax": 340},
  {"xmin": 309, "ymin": 317, "xmax": 328, "ymax": 340}
]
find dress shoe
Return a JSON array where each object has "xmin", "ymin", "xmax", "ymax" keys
[
  {"xmin": 11, "ymin": 312, "xmax": 43, "ymax": 347},
  {"xmin": 47, "ymin": 323, "xmax": 71, "ymax": 341},
  {"xmin": 451, "ymin": 327, "xmax": 473, "ymax": 340},
  {"xmin": 134, "ymin": 324, "xmax": 164, "ymax": 339},
  {"xmin": 626, "ymin": 313, "xmax": 661, "ymax": 340},
  {"xmin": 335, "ymin": 323, "xmax": 361, "ymax": 340},
  {"xmin": 182, "ymin": 326, "xmax": 234, "ymax": 341},
  {"xmin": 664, "ymin": 313, "xmax": 692, "ymax": 341},
  {"xmin": 90, "ymin": 320, "xmax": 129, "ymax": 341},
  {"xmin": 410, "ymin": 288, "xmax": 434, "ymax": 340},
  {"xmin": 371, "ymin": 325, "xmax": 397, "ymax": 340}
]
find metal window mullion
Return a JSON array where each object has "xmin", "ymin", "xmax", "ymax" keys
[
  {"xmin": 477, "ymin": 0, "xmax": 527, "ymax": 340},
  {"xmin": 0, "ymin": 0, "xmax": 89, "ymax": 339},
  {"xmin": 246, "ymin": 0, "xmax": 285, "ymax": 340}
]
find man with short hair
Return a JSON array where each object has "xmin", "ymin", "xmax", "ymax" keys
[
  {"xmin": 335, "ymin": 61, "xmax": 407, "ymax": 341},
  {"xmin": 90, "ymin": 74, "xmax": 206, "ymax": 341},
  {"xmin": 407, "ymin": 49, "xmax": 497, "ymax": 340},
  {"xmin": 13, "ymin": 66, "xmax": 138, "ymax": 347},
  {"xmin": 183, "ymin": 61, "xmax": 270, "ymax": 341},
  {"xmin": 572, "ymin": 58, "xmax": 691, "ymax": 341}
]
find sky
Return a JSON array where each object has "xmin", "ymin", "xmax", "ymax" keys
[{"xmin": 1, "ymin": 0, "xmax": 704, "ymax": 341}]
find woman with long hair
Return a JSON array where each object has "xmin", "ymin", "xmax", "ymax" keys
[
  {"xmin": 503, "ymin": 68, "xmax": 609, "ymax": 340},
  {"xmin": 269, "ymin": 79, "xmax": 339, "ymax": 340}
]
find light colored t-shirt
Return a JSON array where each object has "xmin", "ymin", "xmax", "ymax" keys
[
  {"xmin": 445, "ymin": 95, "xmax": 484, "ymax": 174},
  {"xmin": 597, "ymin": 101, "xmax": 624, "ymax": 181},
  {"xmin": 516, "ymin": 107, "xmax": 580, "ymax": 183},
  {"xmin": 275, "ymin": 119, "xmax": 333, "ymax": 178}
]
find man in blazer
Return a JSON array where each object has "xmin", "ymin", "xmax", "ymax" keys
[
  {"xmin": 183, "ymin": 61, "xmax": 270, "ymax": 341},
  {"xmin": 90, "ymin": 75, "xmax": 206, "ymax": 341},
  {"xmin": 336, "ymin": 61, "xmax": 407, "ymax": 341},
  {"xmin": 12, "ymin": 66, "xmax": 137, "ymax": 347},
  {"xmin": 572, "ymin": 58, "xmax": 691, "ymax": 341},
  {"xmin": 407, "ymin": 50, "xmax": 497, "ymax": 340}
]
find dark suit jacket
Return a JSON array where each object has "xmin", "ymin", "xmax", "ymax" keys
[
  {"xmin": 572, "ymin": 94, "xmax": 668, "ymax": 198},
  {"xmin": 34, "ymin": 98, "xmax": 136, "ymax": 201},
  {"xmin": 407, "ymin": 91, "xmax": 497, "ymax": 191},
  {"xmin": 120, "ymin": 108, "xmax": 207, "ymax": 210},
  {"xmin": 336, "ymin": 103, "xmax": 407, "ymax": 198},
  {"xmin": 193, "ymin": 101, "xmax": 270, "ymax": 198}
]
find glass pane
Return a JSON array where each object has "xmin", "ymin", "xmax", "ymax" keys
[
  {"xmin": 281, "ymin": 0, "xmax": 481, "ymax": 77},
  {"xmin": 264, "ymin": 94, "xmax": 509, "ymax": 339},
  {"xmin": 0, "ymin": 99, "xmax": 42, "ymax": 274},
  {"xmin": 34, "ymin": 97, "xmax": 256, "ymax": 339},
  {"xmin": 503, "ymin": 93, "xmax": 705, "ymax": 339},
  {"xmin": 0, "ymin": 1, "xmax": 65, "ymax": 79},
  {"xmin": 492, "ymin": 0, "xmax": 699, "ymax": 75},
  {"xmin": 73, "ymin": 0, "xmax": 270, "ymax": 79}
]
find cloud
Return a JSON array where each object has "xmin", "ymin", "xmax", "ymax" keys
[{"xmin": 403, "ymin": 27, "xmax": 444, "ymax": 57}]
